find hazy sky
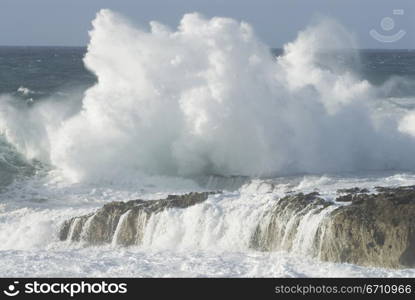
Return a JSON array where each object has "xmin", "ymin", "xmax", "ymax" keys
[{"xmin": 1, "ymin": 0, "xmax": 414, "ymax": 48}]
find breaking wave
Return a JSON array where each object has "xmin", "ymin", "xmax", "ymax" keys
[{"xmin": 1, "ymin": 9, "xmax": 415, "ymax": 183}]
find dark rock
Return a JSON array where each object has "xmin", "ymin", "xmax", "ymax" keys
[
  {"xmin": 336, "ymin": 188, "xmax": 370, "ymax": 202},
  {"xmin": 251, "ymin": 186, "xmax": 415, "ymax": 269},
  {"xmin": 59, "ymin": 185, "xmax": 415, "ymax": 269},
  {"xmin": 336, "ymin": 194, "xmax": 353, "ymax": 202},
  {"xmin": 375, "ymin": 185, "xmax": 415, "ymax": 193},
  {"xmin": 319, "ymin": 188, "xmax": 415, "ymax": 268},
  {"xmin": 59, "ymin": 192, "xmax": 217, "ymax": 246},
  {"xmin": 337, "ymin": 187, "xmax": 369, "ymax": 194},
  {"xmin": 250, "ymin": 192, "xmax": 332, "ymax": 252}
]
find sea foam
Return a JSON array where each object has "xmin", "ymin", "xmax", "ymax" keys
[{"xmin": 1, "ymin": 9, "xmax": 415, "ymax": 182}]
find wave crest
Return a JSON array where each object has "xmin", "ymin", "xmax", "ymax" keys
[{"xmin": 2, "ymin": 10, "xmax": 415, "ymax": 182}]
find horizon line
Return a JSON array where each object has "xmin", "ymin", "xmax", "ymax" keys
[{"xmin": 0, "ymin": 45, "xmax": 414, "ymax": 51}]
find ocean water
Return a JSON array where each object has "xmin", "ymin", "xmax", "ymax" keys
[{"xmin": 1, "ymin": 10, "xmax": 415, "ymax": 277}]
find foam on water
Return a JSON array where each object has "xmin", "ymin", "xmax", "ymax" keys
[
  {"xmin": 2, "ymin": 248, "xmax": 415, "ymax": 278},
  {"xmin": 1, "ymin": 173, "xmax": 415, "ymax": 276},
  {"xmin": 1, "ymin": 10, "xmax": 415, "ymax": 182},
  {"xmin": 1, "ymin": 10, "xmax": 415, "ymax": 277}
]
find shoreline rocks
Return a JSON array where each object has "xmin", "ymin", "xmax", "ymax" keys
[
  {"xmin": 59, "ymin": 192, "xmax": 216, "ymax": 246},
  {"xmin": 251, "ymin": 186, "xmax": 415, "ymax": 268},
  {"xmin": 59, "ymin": 186, "xmax": 415, "ymax": 269}
]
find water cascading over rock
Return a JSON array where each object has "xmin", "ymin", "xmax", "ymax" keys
[
  {"xmin": 59, "ymin": 192, "xmax": 216, "ymax": 246},
  {"xmin": 250, "ymin": 186, "xmax": 415, "ymax": 268},
  {"xmin": 59, "ymin": 186, "xmax": 415, "ymax": 269}
]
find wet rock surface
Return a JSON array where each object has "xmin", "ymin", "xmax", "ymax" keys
[
  {"xmin": 251, "ymin": 186, "xmax": 415, "ymax": 268},
  {"xmin": 60, "ymin": 186, "xmax": 415, "ymax": 269},
  {"xmin": 249, "ymin": 192, "xmax": 332, "ymax": 253},
  {"xmin": 59, "ymin": 192, "xmax": 216, "ymax": 246},
  {"xmin": 321, "ymin": 186, "xmax": 415, "ymax": 268},
  {"xmin": 336, "ymin": 187, "xmax": 370, "ymax": 202}
]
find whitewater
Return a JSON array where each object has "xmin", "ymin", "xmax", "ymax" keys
[{"xmin": 1, "ymin": 9, "xmax": 415, "ymax": 277}]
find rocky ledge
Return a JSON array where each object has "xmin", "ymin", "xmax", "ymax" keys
[
  {"xmin": 59, "ymin": 186, "xmax": 415, "ymax": 269},
  {"xmin": 251, "ymin": 186, "xmax": 415, "ymax": 269},
  {"xmin": 59, "ymin": 192, "xmax": 216, "ymax": 246}
]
